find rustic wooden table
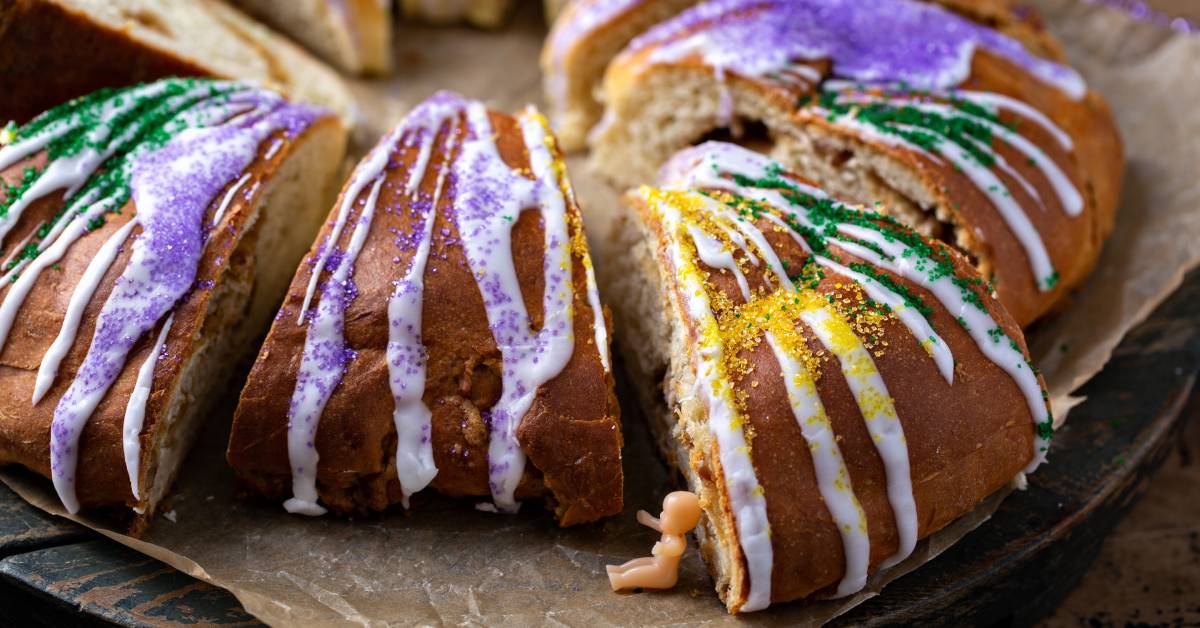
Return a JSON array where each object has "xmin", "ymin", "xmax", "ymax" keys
[{"xmin": 0, "ymin": 2, "xmax": 1196, "ymax": 626}]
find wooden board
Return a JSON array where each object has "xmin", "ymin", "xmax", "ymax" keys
[
  {"xmin": 0, "ymin": 541, "xmax": 258, "ymax": 626},
  {"xmin": 0, "ymin": 483, "xmax": 91, "ymax": 559}
]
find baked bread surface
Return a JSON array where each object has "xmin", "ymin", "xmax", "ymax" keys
[
  {"xmin": 228, "ymin": 91, "xmax": 623, "ymax": 526},
  {"xmin": 399, "ymin": 0, "xmax": 515, "ymax": 28},
  {"xmin": 0, "ymin": 0, "xmax": 354, "ymax": 123},
  {"xmin": 589, "ymin": 0, "xmax": 1123, "ymax": 325},
  {"xmin": 605, "ymin": 141, "xmax": 1050, "ymax": 612},
  {"xmin": 541, "ymin": 0, "xmax": 700, "ymax": 151},
  {"xmin": 0, "ymin": 79, "xmax": 346, "ymax": 529},
  {"xmin": 231, "ymin": 0, "xmax": 393, "ymax": 75}
]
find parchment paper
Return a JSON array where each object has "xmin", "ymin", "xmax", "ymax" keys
[{"xmin": 3, "ymin": 1, "xmax": 1199, "ymax": 625}]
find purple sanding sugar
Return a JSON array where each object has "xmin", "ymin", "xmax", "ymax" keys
[
  {"xmin": 626, "ymin": 0, "xmax": 1087, "ymax": 99},
  {"xmin": 49, "ymin": 90, "xmax": 322, "ymax": 511}
]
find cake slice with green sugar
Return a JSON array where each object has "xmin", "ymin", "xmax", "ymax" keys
[
  {"xmin": 0, "ymin": 78, "xmax": 346, "ymax": 532},
  {"xmin": 588, "ymin": 0, "xmax": 1122, "ymax": 326}
]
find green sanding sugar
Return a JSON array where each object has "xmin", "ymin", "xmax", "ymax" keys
[
  {"xmin": 723, "ymin": 164, "xmax": 992, "ymax": 317},
  {"xmin": 0, "ymin": 78, "xmax": 239, "ymax": 273},
  {"xmin": 815, "ymin": 89, "xmax": 998, "ymax": 167}
]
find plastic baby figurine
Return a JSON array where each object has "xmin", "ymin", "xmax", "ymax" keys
[{"xmin": 607, "ymin": 491, "xmax": 702, "ymax": 591}]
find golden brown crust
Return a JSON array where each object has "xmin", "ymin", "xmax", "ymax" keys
[
  {"xmin": 0, "ymin": 116, "xmax": 341, "ymax": 518},
  {"xmin": 227, "ymin": 106, "xmax": 624, "ymax": 526},
  {"xmin": 541, "ymin": 0, "xmax": 701, "ymax": 151},
  {"xmin": 399, "ymin": 0, "xmax": 514, "ymax": 28},
  {"xmin": 0, "ymin": 0, "xmax": 353, "ymax": 124},
  {"xmin": 0, "ymin": 0, "xmax": 211, "ymax": 123},
  {"xmin": 624, "ymin": 164, "xmax": 1043, "ymax": 606},
  {"xmin": 231, "ymin": 0, "xmax": 392, "ymax": 75},
  {"xmin": 595, "ymin": 3, "xmax": 1122, "ymax": 326}
]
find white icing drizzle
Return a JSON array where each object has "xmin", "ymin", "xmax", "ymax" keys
[
  {"xmin": 0, "ymin": 199, "xmax": 116, "ymax": 348},
  {"xmin": 285, "ymin": 175, "xmax": 385, "ymax": 517},
  {"xmin": 0, "ymin": 83, "xmax": 235, "ymax": 244},
  {"xmin": 757, "ymin": 209, "xmax": 955, "ymax": 382},
  {"xmin": 887, "ymin": 98, "xmax": 1082, "ymax": 217},
  {"xmin": 583, "ymin": 257, "xmax": 610, "ymax": 372},
  {"xmin": 0, "ymin": 199, "xmax": 101, "ymax": 285},
  {"xmin": 651, "ymin": 192, "xmax": 773, "ymax": 611},
  {"xmin": 959, "ymin": 133, "xmax": 1044, "ymax": 205},
  {"xmin": 831, "ymin": 223, "xmax": 1050, "ymax": 471},
  {"xmin": 0, "ymin": 88, "xmax": 258, "ymax": 300},
  {"xmin": 33, "ymin": 218, "xmax": 140, "ymax": 404},
  {"xmin": 686, "ymin": 191, "xmax": 921, "ymax": 583},
  {"xmin": 0, "ymin": 80, "xmax": 322, "ymax": 514},
  {"xmin": 886, "ymin": 121, "xmax": 1056, "ymax": 290},
  {"xmin": 799, "ymin": 306, "xmax": 917, "ymax": 568},
  {"xmin": 453, "ymin": 104, "xmax": 576, "ymax": 512},
  {"xmin": 296, "ymin": 156, "xmax": 380, "ymax": 325},
  {"xmin": 387, "ymin": 107, "xmax": 461, "ymax": 508},
  {"xmin": 764, "ymin": 331, "xmax": 870, "ymax": 596},
  {"xmin": 263, "ymin": 137, "xmax": 285, "ymax": 160},
  {"xmin": 663, "ymin": 145, "xmax": 956, "ymax": 383},
  {"xmin": 286, "ymin": 101, "xmax": 435, "ymax": 515},
  {"xmin": 688, "ymin": 223, "xmax": 752, "ymax": 300},
  {"xmin": 50, "ymin": 98, "xmax": 311, "ymax": 513},
  {"xmin": 1, "ymin": 86, "xmax": 272, "ymax": 345},
  {"xmin": 551, "ymin": 151, "xmax": 610, "ymax": 372},
  {"xmin": 954, "ymin": 90, "xmax": 1075, "ymax": 150},
  {"xmin": 0, "ymin": 90, "xmax": 154, "ymax": 242},
  {"xmin": 676, "ymin": 142, "xmax": 1050, "ymax": 467},
  {"xmin": 0, "ymin": 192, "xmax": 118, "ymax": 286},
  {"xmin": 576, "ymin": 224, "xmax": 609, "ymax": 369},
  {"xmin": 820, "ymin": 82, "xmax": 1076, "ymax": 152},
  {"xmin": 123, "ymin": 314, "xmax": 174, "ymax": 502},
  {"xmin": 743, "ymin": 203, "xmax": 946, "ymax": 385},
  {"xmin": 807, "ymin": 108, "xmax": 944, "ymax": 162},
  {"xmin": 815, "ymin": 253, "xmax": 952, "ymax": 381},
  {"xmin": 807, "ymin": 87, "xmax": 1085, "ymax": 290},
  {"xmin": 212, "ymin": 173, "xmax": 252, "ymax": 226},
  {"xmin": 0, "ymin": 231, "xmax": 33, "ymax": 270}
]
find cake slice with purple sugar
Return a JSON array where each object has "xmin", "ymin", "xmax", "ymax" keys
[{"xmin": 227, "ymin": 91, "xmax": 623, "ymax": 526}]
